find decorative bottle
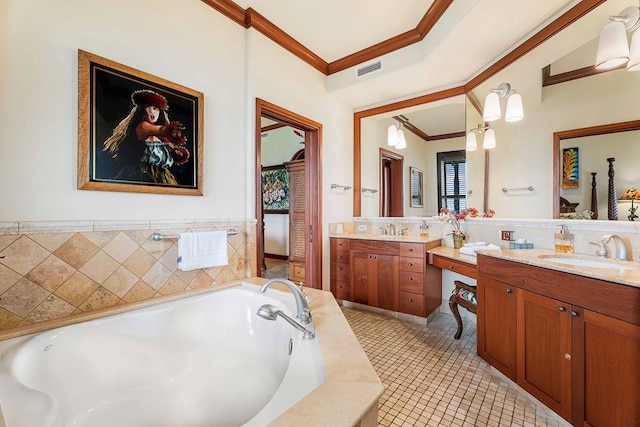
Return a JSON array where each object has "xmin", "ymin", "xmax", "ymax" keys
[{"xmin": 555, "ymin": 225, "xmax": 574, "ymax": 253}]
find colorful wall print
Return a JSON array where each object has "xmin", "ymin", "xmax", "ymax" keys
[
  {"xmin": 562, "ymin": 147, "xmax": 579, "ymax": 189},
  {"xmin": 261, "ymin": 165, "xmax": 289, "ymax": 213}
]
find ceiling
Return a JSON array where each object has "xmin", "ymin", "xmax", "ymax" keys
[{"xmin": 231, "ymin": 0, "xmax": 581, "ymax": 109}]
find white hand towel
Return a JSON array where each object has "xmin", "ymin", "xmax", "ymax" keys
[
  {"xmin": 459, "ymin": 243, "xmax": 501, "ymax": 257},
  {"xmin": 178, "ymin": 231, "xmax": 228, "ymax": 271}
]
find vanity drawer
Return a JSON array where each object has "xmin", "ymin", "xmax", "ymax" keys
[
  {"xmin": 399, "ymin": 257, "xmax": 424, "ymax": 273},
  {"xmin": 331, "ymin": 250, "xmax": 350, "ymax": 263},
  {"xmin": 333, "ymin": 280, "xmax": 350, "ymax": 300},
  {"xmin": 398, "ymin": 291, "xmax": 424, "ymax": 316},
  {"xmin": 331, "ymin": 238, "xmax": 350, "ymax": 251},
  {"xmin": 399, "ymin": 243, "xmax": 424, "ymax": 258},
  {"xmin": 432, "ymin": 255, "xmax": 477, "ymax": 279},
  {"xmin": 399, "ymin": 271, "xmax": 424, "ymax": 294},
  {"xmin": 331, "ymin": 262, "xmax": 350, "ymax": 282}
]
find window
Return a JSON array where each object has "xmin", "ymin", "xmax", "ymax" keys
[{"xmin": 437, "ymin": 150, "xmax": 466, "ymax": 213}]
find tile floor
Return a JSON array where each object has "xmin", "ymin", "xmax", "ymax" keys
[
  {"xmin": 262, "ymin": 257, "xmax": 289, "ymax": 279},
  {"xmin": 343, "ymin": 308, "xmax": 563, "ymax": 427}
]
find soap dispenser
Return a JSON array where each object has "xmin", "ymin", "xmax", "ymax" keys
[
  {"xmin": 420, "ymin": 220, "xmax": 429, "ymax": 237},
  {"xmin": 555, "ymin": 225, "xmax": 574, "ymax": 253}
]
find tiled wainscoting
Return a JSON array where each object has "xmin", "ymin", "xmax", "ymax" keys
[{"xmin": 0, "ymin": 220, "xmax": 255, "ymax": 335}]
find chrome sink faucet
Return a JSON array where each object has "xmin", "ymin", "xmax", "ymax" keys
[
  {"xmin": 388, "ymin": 223, "xmax": 396, "ymax": 235},
  {"xmin": 260, "ymin": 278, "xmax": 312, "ymax": 324},
  {"xmin": 602, "ymin": 234, "xmax": 628, "ymax": 261}
]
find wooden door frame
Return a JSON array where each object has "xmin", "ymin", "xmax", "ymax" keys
[
  {"xmin": 255, "ymin": 98, "xmax": 323, "ymax": 289},
  {"xmin": 379, "ymin": 148, "xmax": 404, "ymax": 217}
]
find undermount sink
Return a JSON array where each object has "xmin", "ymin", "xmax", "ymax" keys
[{"xmin": 537, "ymin": 255, "xmax": 635, "ymax": 270}]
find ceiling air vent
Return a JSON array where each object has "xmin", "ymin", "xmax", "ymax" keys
[{"xmin": 357, "ymin": 61, "xmax": 382, "ymax": 77}]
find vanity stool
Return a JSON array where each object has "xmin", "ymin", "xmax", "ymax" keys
[{"xmin": 449, "ymin": 280, "xmax": 477, "ymax": 339}]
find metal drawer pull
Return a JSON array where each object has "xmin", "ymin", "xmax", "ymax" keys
[
  {"xmin": 408, "ymin": 248, "xmax": 413, "ymax": 252},
  {"xmin": 409, "ymin": 277, "xmax": 413, "ymax": 281},
  {"xmin": 558, "ymin": 306, "xmax": 566, "ymax": 312},
  {"xmin": 448, "ymin": 265, "xmax": 454, "ymax": 269},
  {"xmin": 506, "ymin": 289, "xmax": 513, "ymax": 294},
  {"xmin": 369, "ymin": 255, "xmax": 377, "ymax": 259},
  {"xmin": 407, "ymin": 262, "xmax": 413, "ymax": 266},
  {"xmin": 570, "ymin": 311, "xmax": 579, "ymax": 317},
  {"xmin": 408, "ymin": 298, "xmax": 413, "ymax": 302},
  {"xmin": 564, "ymin": 353, "xmax": 572, "ymax": 360}
]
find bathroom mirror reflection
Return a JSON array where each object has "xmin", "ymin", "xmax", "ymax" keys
[
  {"xmin": 358, "ymin": 94, "xmax": 468, "ymax": 217},
  {"xmin": 466, "ymin": 0, "xmax": 640, "ymax": 220}
]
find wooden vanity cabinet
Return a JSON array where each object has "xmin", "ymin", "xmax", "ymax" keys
[
  {"xmin": 477, "ymin": 254, "xmax": 640, "ymax": 426},
  {"xmin": 477, "ymin": 276, "xmax": 518, "ymax": 381},
  {"xmin": 330, "ymin": 238, "xmax": 350, "ymax": 300},
  {"xmin": 329, "ymin": 237, "xmax": 442, "ymax": 318}
]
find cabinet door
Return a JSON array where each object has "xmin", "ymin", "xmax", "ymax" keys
[
  {"xmin": 373, "ymin": 254, "xmax": 397, "ymax": 311},
  {"xmin": 517, "ymin": 290, "xmax": 572, "ymax": 421},
  {"xmin": 477, "ymin": 277, "xmax": 517, "ymax": 380},
  {"xmin": 577, "ymin": 309, "xmax": 640, "ymax": 427},
  {"xmin": 351, "ymin": 252, "xmax": 370, "ymax": 305}
]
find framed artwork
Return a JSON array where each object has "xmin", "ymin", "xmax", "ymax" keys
[
  {"xmin": 410, "ymin": 167, "xmax": 424, "ymax": 207},
  {"xmin": 562, "ymin": 147, "xmax": 579, "ymax": 189},
  {"xmin": 262, "ymin": 165, "xmax": 289, "ymax": 213},
  {"xmin": 77, "ymin": 50, "xmax": 204, "ymax": 195}
]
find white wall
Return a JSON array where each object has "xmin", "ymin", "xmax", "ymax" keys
[
  {"xmin": 248, "ymin": 29, "xmax": 354, "ymax": 289},
  {"xmin": 1, "ymin": 0, "xmax": 247, "ymax": 221}
]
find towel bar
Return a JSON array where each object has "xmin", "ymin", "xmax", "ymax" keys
[{"xmin": 151, "ymin": 229, "xmax": 238, "ymax": 241}]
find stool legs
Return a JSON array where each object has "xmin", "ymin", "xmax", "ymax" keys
[{"xmin": 449, "ymin": 294, "xmax": 464, "ymax": 339}]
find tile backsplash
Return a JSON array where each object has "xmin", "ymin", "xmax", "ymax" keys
[{"xmin": 0, "ymin": 220, "xmax": 255, "ymax": 334}]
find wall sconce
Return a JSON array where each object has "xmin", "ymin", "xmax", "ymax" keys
[
  {"xmin": 482, "ymin": 83, "xmax": 524, "ymax": 123},
  {"xmin": 595, "ymin": 6, "xmax": 640, "ymax": 71},
  {"xmin": 466, "ymin": 124, "xmax": 496, "ymax": 151},
  {"xmin": 387, "ymin": 120, "xmax": 407, "ymax": 149}
]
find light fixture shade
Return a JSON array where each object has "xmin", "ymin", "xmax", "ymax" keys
[
  {"xmin": 465, "ymin": 132, "xmax": 477, "ymax": 151},
  {"xmin": 505, "ymin": 93, "xmax": 524, "ymax": 122},
  {"xmin": 387, "ymin": 123, "xmax": 399, "ymax": 146},
  {"xmin": 628, "ymin": 30, "xmax": 640, "ymax": 71},
  {"xmin": 483, "ymin": 92, "xmax": 501, "ymax": 122},
  {"xmin": 483, "ymin": 129, "xmax": 496, "ymax": 149},
  {"xmin": 395, "ymin": 129, "xmax": 407, "ymax": 149},
  {"xmin": 596, "ymin": 20, "xmax": 630, "ymax": 70}
]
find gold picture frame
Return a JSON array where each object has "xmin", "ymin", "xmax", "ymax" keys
[{"xmin": 77, "ymin": 50, "xmax": 204, "ymax": 195}]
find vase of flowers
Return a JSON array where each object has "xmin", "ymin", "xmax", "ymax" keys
[{"xmin": 439, "ymin": 207, "xmax": 495, "ymax": 249}]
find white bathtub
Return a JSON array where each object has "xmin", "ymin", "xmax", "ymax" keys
[{"xmin": 0, "ymin": 283, "xmax": 326, "ymax": 427}]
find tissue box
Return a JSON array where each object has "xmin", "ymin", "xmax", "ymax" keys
[{"xmin": 509, "ymin": 242, "xmax": 534, "ymax": 249}]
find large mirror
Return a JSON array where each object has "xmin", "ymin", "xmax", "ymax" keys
[
  {"xmin": 357, "ymin": 94, "xmax": 484, "ymax": 217},
  {"xmin": 465, "ymin": 0, "xmax": 640, "ymax": 220}
]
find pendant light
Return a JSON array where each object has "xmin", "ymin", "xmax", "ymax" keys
[
  {"xmin": 483, "ymin": 83, "xmax": 524, "ymax": 123},
  {"xmin": 595, "ymin": 6, "xmax": 640, "ymax": 70},
  {"xmin": 395, "ymin": 128, "xmax": 407, "ymax": 149},
  {"xmin": 483, "ymin": 129, "xmax": 497, "ymax": 149},
  {"xmin": 465, "ymin": 131, "xmax": 477, "ymax": 151},
  {"xmin": 387, "ymin": 121, "xmax": 400, "ymax": 146},
  {"xmin": 505, "ymin": 92, "xmax": 524, "ymax": 122}
]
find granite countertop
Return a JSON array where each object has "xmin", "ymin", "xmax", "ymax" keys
[
  {"xmin": 475, "ymin": 248, "xmax": 640, "ymax": 289},
  {"xmin": 330, "ymin": 233, "xmax": 441, "ymax": 244}
]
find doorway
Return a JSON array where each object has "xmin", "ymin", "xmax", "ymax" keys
[
  {"xmin": 255, "ymin": 99, "xmax": 322, "ymax": 289},
  {"xmin": 380, "ymin": 148, "xmax": 404, "ymax": 217}
]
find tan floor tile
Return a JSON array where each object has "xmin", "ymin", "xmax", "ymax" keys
[{"xmin": 343, "ymin": 308, "xmax": 561, "ymax": 427}]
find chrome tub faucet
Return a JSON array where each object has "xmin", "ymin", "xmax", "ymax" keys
[{"xmin": 260, "ymin": 278, "xmax": 312, "ymax": 324}]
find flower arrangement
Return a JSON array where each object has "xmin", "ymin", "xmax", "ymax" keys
[{"xmin": 438, "ymin": 207, "xmax": 495, "ymax": 237}]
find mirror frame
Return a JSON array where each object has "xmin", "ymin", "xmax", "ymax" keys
[
  {"xmin": 352, "ymin": 0, "xmax": 604, "ymax": 217},
  {"xmin": 410, "ymin": 167, "xmax": 424, "ymax": 208},
  {"xmin": 552, "ymin": 119, "xmax": 640, "ymax": 218}
]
